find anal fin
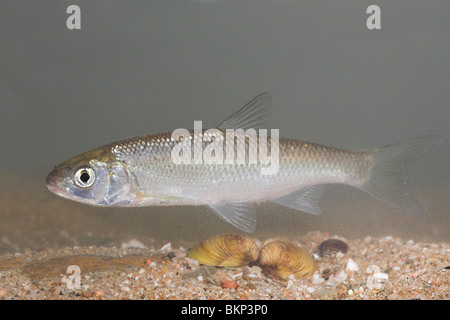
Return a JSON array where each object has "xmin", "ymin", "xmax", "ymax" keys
[
  {"xmin": 208, "ymin": 202, "xmax": 256, "ymax": 233},
  {"xmin": 271, "ymin": 185, "xmax": 325, "ymax": 215}
]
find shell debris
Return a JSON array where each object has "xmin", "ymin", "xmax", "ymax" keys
[
  {"xmin": 318, "ymin": 238, "xmax": 348, "ymax": 258},
  {"xmin": 257, "ymin": 241, "xmax": 317, "ymax": 279},
  {"xmin": 187, "ymin": 234, "xmax": 260, "ymax": 267},
  {"xmin": 187, "ymin": 234, "xmax": 317, "ymax": 280}
]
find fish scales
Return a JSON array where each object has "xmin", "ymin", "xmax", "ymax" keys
[
  {"xmin": 109, "ymin": 131, "xmax": 372, "ymax": 204},
  {"xmin": 46, "ymin": 92, "xmax": 441, "ymax": 232}
]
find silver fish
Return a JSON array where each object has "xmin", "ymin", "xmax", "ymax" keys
[{"xmin": 46, "ymin": 92, "xmax": 441, "ymax": 232}]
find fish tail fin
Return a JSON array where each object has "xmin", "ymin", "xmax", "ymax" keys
[{"xmin": 359, "ymin": 135, "xmax": 442, "ymax": 216}]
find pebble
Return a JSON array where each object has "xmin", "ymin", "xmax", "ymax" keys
[
  {"xmin": 311, "ymin": 272, "xmax": 325, "ymax": 284},
  {"xmin": 346, "ymin": 259, "xmax": 359, "ymax": 272},
  {"xmin": 366, "ymin": 265, "xmax": 389, "ymax": 290},
  {"xmin": 121, "ymin": 239, "xmax": 147, "ymax": 249},
  {"xmin": 220, "ymin": 279, "xmax": 239, "ymax": 289},
  {"xmin": 95, "ymin": 289, "xmax": 105, "ymax": 298},
  {"xmin": 160, "ymin": 243, "xmax": 172, "ymax": 252},
  {"xmin": 306, "ymin": 286, "xmax": 315, "ymax": 294},
  {"xmin": 311, "ymin": 288, "xmax": 338, "ymax": 300},
  {"xmin": 286, "ymin": 280, "xmax": 293, "ymax": 289},
  {"xmin": 358, "ymin": 286, "xmax": 365, "ymax": 298},
  {"xmin": 327, "ymin": 270, "xmax": 347, "ymax": 285},
  {"xmin": 121, "ymin": 286, "xmax": 130, "ymax": 292},
  {"xmin": 366, "ymin": 265, "xmax": 381, "ymax": 274},
  {"xmin": 0, "ymin": 288, "xmax": 8, "ymax": 297}
]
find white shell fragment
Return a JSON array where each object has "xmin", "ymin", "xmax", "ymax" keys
[
  {"xmin": 366, "ymin": 265, "xmax": 389, "ymax": 290},
  {"xmin": 160, "ymin": 242, "xmax": 172, "ymax": 252},
  {"xmin": 311, "ymin": 271, "xmax": 325, "ymax": 284},
  {"xmin": 121, "ymin": 239, "xmax": 147, "ymax": 249},
  {"xmin": 346, "ymin": 258, "xmax": 359, "ymax": 272}
]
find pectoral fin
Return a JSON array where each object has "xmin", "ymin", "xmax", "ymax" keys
[
  {"xmin": 135, "ymin": 192, "xmax": 183, "ymax": 205},
  {"xmin": 208, "ymin": 202, "xmax": 256, "ymax": 233}
]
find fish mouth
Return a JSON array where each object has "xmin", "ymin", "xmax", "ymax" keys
[
  {"xmin": 46, "ymin": 184, "xmax": 61, "ymax": 194},
  {"xmin": 45, "ymin": 181, "xmax": 71, "ymax": 200},
  {"xmin": 46, "ymin": 180, "xmax": 61, "ymax": 194},
  {"xmin": 45, "ymin": 172, "xmax": 64, "ymax": 196},
  {"xmin": 45, "ymin": 171, "xmax": 56, "ymax": 188}
]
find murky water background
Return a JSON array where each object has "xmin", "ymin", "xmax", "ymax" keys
[{"xmin": 1, "ymin": 1, "xmax": 449, "ymax": 255}]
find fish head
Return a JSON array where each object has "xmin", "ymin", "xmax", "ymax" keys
[{"xmin": 45, "ymin": 146, "xmax": 132, "ymax": 206}]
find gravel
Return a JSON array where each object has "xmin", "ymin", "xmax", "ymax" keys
[{"xmin": 0, "ymin": 231, "xmax": 448, "ymax": 300}]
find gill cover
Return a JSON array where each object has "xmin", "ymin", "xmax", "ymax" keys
[{"xmin": 46, "ymin": 148, "xmax": 131, "ymax": 206}]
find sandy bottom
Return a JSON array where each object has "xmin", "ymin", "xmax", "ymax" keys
[{"xmin": 0, "ymin": 231, "xmax": 448, "ymax": 300}]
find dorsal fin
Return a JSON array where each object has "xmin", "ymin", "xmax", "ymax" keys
[{"xmin": 216, "ymin": 92, "xmax": 272, "ymax": 130}]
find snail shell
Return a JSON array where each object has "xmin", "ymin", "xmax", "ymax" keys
[
  {"xmin": 256, "ymin": 241, "xmax": 317, "ymax": 279},
  {"xmin": 318, "ymin": 239, "xmax": 348, "ymax": 257},
  {"xmin": 187, "ymin": 234, "xmax": 260, "ymax": 267}
]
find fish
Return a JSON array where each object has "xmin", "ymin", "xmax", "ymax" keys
[{"xmin": 46, "ymin": 92, "xmax": 441, "ymax": 233}]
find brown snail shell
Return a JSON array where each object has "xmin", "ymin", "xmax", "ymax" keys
[
  {"xmin": 187, "ymin": 234, "xmax": 260, "ymax": 267},
  {"xmin": 256, "ymin": 241, "xmax": 317, "ymax": 279},
  {"xmin": 318, "ymin": 238, "xmax": 348, "ymax": 257}
]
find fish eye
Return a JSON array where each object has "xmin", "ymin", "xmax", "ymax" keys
[{"xmin": 74, "ymin": 167, "xmax": 96, "ymax": 188}]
